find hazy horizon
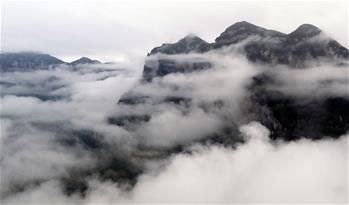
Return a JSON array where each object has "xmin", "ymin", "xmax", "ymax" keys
[{"xmin": 2, "ymin": 0, "xmax": 348, "ymax": 62}]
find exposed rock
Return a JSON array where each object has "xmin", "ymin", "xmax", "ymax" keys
[
  {"xmin": 213, "ymin": 21, "xmax": 286, "ymax": 48},
  {"xmin": 246, "ymin": 72, "xmax": 349, "ymax": 140},
  {"xmin": 149, "ymin": 34, "xmax": 211, "ymax": 55},
  {"xmin": 142, "ymin": 58, "xmax": 212, "ymax": 82},
  {"xmin": 142, "ymin": 21, "xmax": 348, "ymax": 81}
]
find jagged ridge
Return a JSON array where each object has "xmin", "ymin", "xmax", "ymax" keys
[
  {"xmin": 0, "ymin": 52, "xmax": 103, "ymax": 72},
  {"xmin": 116, "ymin": 21, "xmax": 349, "ymax": 144},
  {"xmin": 143, "ymin": 21, "xmax": 348, "ymax": 81},
  {"xmin": 70, "ymin": 57, "xmax": 101, "ymax": 66}
]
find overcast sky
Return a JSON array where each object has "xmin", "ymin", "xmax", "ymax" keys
[{"xmin": 1, "ymin": 0, "xmax": 348, "ymax": 62}]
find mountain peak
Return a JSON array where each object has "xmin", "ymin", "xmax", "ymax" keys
[
  {"xmin": 178, "ymin": 34, "xmax": 208, "ymax": 45},
  {"xmin": 183, "ymin": 33, "xmax": 199, "ymax": 39},
  {"xmin": 293, "ymin": 24, "xmax": 321, "ymax": 33},
  {"xmin": 288, "ymin": 24, "xmax": 322, "ymax": 41},
  {"xmin": 226, "ymin": 21, "xmax": 259, "ymax": 30},
  {"xmin": 70, "ymin": 57, "xmax": 101, "ymax": 65},
  {"xmin": 214, "ymin": 21, "xmax": 285, "ymax": 47},
  {"xmin": 149, "ymin": 34, "xmax": 210, "ymax": 55},
  {"xmin": 78, "ymin": 57, "xmax": 92, "ymax": 61},
  {"xmin": 144, "ymin": 21, "xmax": 348, "ymax": 80}
]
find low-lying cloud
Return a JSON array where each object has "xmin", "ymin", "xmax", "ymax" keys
[
  {"xmin": 2, "ymin": 122, "xmax": 347, "ymax": 204},
  {"xmin": 1, "ymin": 49, "xmax": 348, "ymax": 203}
]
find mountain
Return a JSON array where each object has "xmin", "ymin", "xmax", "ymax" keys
[
  {"xmin": 0, "ymin": 52, "xmax": 65, "ymax": 72},
  {"xmin": 143, "ymin": 34, "xmax": 212, "ymax": 81},
  {"xmin": 213, "ymin": 21, "xmax": 286, "ymax": 47},
  {"xmin": 212, "ymin": 22, "xmax": 348, "ymax": 66},
  {"xmin": 70, "ymin": 57, "xmax": 101, "ymax": 66},
  {"xmin": 143, "ymin": 21, "xmax": 348, "ymax": 81},
  {"xmin": 116, "ymin": 21, "xmax": 349, "ymax": 144},
  {"xmin": 0, "ymin": 52, "xmax": 103, "ymax": 72},
  {"xmin": 148, "ymin": 34, "xmax": 211, "ymax": 55}
]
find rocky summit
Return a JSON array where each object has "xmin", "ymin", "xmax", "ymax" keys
[
  {"xmin": 148, "ymin": 34, "xmax": 211, "ymax": 55},
  {"xmin": 143, "ymin": 21, "xmax": 348, "ymax": 81},
  {"xmin": 213, "ymin": 21, "xmax": 286, "ymax": 47}
]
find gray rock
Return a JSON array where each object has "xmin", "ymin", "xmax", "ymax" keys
[{"xmin": 142, "ymin": 21, "xmax": 348, "ymax": 82}]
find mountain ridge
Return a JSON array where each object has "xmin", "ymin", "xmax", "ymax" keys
[
  {"xmin": 70, "ymin": 57, "xmax": 101, "ymax": 66},
  {"xmin": 117, "ymin": 21, "xmax": 349, "ymax": 143},
  {"xmin": 149, "ymin": 22, "xmax": 346, "ymax": 53},
  {"xmin": 0, "ymin": 52, "xmax": 103, "ymax": 72},
  {"xmin": 148, "ymin": 34, "xmax": 211, "ymax": 55},
  {"xmin": 142, "ymin": 21, "xmax": 348, "ymax": 81}
]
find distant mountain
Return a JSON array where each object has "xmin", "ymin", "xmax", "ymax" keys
[
  {"xmin": 70, "ymin": 57, "xmax": 101, "ymax": 66},
  {"xmin": 143, "ymin": 21, "xmax": 348, "ymax": 81},
  {"xmin": 0, "ymin": 52, "xmax": 65, "ymax": 72},
  {"xmin": 0, "ymin": 52, "xmax": 103, "ymax": 72}
]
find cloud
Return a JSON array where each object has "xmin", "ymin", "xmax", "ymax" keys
[
  {"xmin": 124, "ymin": 123, "xmax": 347, "ymax": 204},
  {"xmin": 0, "ymin": 63, "xmax": 141, "ymax": 198},
  {"xmin": 139, "ymin": 107, "xmax": 223, "ymax": 147},
  {"xmin": 1, "ymin": 45, "xmax": 348, "ymax": 203},
  {"xmin": 2, "ymin": 122, "xmax": 347, "ymax": 204},
  {"xmin": 265, "ymin": 65, "xmax": 349, "ymax": 99},
  {"xmin": 0, "ymin": 119, "xmax": 94, "ymax": 196}
]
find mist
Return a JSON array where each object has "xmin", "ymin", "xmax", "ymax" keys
[
  {"xmin": 2, "ymin": 122, "xmax": 347, "ymax": 204},
  {"xmin": 1, "ymin": 39, "xmax": 348, "ymax": 204}
]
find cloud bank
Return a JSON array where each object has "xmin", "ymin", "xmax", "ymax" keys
[
  {"xmin": 2, "ymin": 122, "xmax": 347, "ymax": 204},
  {"xmin": 1, "ymin": 47, "xmax": 348, "ymax": 203}
]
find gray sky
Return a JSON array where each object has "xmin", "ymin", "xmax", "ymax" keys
[{"xmin": 1, "ymin": 0, "xmax": 348, "ymax": 62}]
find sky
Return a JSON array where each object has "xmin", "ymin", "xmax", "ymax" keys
[{"xmin": 1, "ymin": 0, "xmax": 348, "ymax": 62}]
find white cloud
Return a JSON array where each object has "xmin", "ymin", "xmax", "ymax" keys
[
  {"xmin": 139, "ymin": 107, "xmax": 222, "ymax": 147},
  {"xmin": 3, "ymin": 122, "xmax": 347, "ymax": 204},
  {"xmin": 267, "ymin": 65, "xmax": 349, "ymax": 99},
  {"xmin": 1, "ymin": 38, "xmax": 348, "ymax": 204}
]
